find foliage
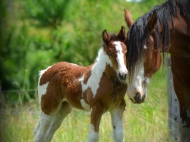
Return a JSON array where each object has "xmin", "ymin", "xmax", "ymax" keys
[
  {"xmin": 1, "ymin": 0, "xmax": 166, "ymax": 103},
  {"xmin": 23, "ymin": 0, "xmax": 70, "ymax": 28}
]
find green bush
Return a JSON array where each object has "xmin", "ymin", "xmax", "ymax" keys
[{"xmin": 1, "ymin": 0, "xmax": 166, "ymax": 103}]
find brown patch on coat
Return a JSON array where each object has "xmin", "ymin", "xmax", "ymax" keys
[{"xmin": 40, "ymin": 62, "xmax": 92, "ymax": 114}]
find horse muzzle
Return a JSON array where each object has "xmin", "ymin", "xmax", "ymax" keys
[
  {"xmin": 128, "ymin": 90, "xmax": 147, "ymax": 104},
  {"xmin": 133, "ymin": 92, "xmax": 146, "ymax": 104},
  {"xmin": 118, "ymin": 69, "xmax": 128, "ymax": 81}
]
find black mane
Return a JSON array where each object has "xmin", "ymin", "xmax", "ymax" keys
[{"xmin": 126, "ymin": 0, "xmax": 190, "ymax": 76}]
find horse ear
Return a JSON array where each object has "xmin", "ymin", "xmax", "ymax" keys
[
  {"xmin": 124, "ymin": 9, "xmax": 133, "ymax": 28},
  {"xmin": 117, "ymin": 26, "xmax": 126, "ymax": 41},
  {"xmin": 102, "ymin": 29, "xmax": 110, "ymax": 44},
  {"xmin": 147, "ymin": 11, "xmax": 157, "ymax": 33}
]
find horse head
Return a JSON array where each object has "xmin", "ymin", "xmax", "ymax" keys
[
  {"xmin": 102, "ymin": 26, "xmax": 128, "ymax": 83},
  {"xmin": 124, "ymin": 9, "xmax": 161, "ymax": 104}
]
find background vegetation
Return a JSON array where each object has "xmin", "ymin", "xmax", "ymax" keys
[
  {"xmin": 0, "ymin": 0, "xmax": 170, "ymax": 141},
  {"xmin": 1, "ymin": 0, "xmax": 165, "ymax": 101}
]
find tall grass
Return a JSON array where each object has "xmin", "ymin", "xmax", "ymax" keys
[{"xmin": 2, "ymin": 68, "xmax": 169, "ymax": 142}]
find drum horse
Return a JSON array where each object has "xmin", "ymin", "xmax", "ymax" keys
[{"xmin": 124, "ymin": 0, "xmax": 190, "ymax": 141}]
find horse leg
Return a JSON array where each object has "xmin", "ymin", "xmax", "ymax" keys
[
  {"xmin": 44, "ymin": 101, "xmax": 72, "ymax": 142},
  {"xmin": 87, "ymin": 104, "xmax": 104, "ymax": 142},
  {"xmin": 172, "ymin": 72, "xmax": 190, "ymax": 142},
  {"xmin": 34, "ymin": 101, "xmax": 72, "ymax": 142},
  {"xmin": 178, "ymin": 93, "xmax": 190, "ymax": 142},
  {"xmin": 34, "ymin": 111, "xmax": 54, "ymax": 142},
  {"xmin": 176, "ymin": 90, "xmax": 190, "ymax": 142},
  {"xmin": 110, "ymin": 101, "xmax": 125, "ymax": 142}
]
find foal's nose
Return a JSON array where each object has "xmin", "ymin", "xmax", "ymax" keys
[{"xmin": 119, "ymin": 72, "xmax": 128, "ymax": 80}]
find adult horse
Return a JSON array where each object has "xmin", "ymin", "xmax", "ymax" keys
[
  {"xmin": 34, "ymin": 26, "xmax": 128, "ymax": 142},
  {"xmin": 124, "ymin": 0, "xmax": 190, "ymax": 141}
]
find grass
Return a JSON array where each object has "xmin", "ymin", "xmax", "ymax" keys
[{"xmin": 1, "ymin": 68, "xmax": 169, "ymax": 142}]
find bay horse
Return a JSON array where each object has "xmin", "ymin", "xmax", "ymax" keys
[
  {"xmin": 34, "ymin": 26, "xmax": 128, "ymax": 142},
  {"xmin": 124, "ymin": 0, "xmax": 190, "ymax": 141}
]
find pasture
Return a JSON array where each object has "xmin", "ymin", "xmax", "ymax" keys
[
  {"xmin": 1, "ymin": 0, "xmax": 170, "ymax": 141},
  {"xmin": 1, "ymin": 68, "xmax": 169, "ymax": 142}
]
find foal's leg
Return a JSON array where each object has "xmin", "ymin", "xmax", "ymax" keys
[
  {"xmin": 87, "ymin": 105, "xmax": 104, "ymax": 142},
  {"xmin": 34, "ymin": 101, "xmax": 72, "ymax": 142},
  {"xmin": 44, "ymin": 101, "xmax": 72, "ymax": 142},
  {"xmin": 110, "ymin": 102, "xmax": 125, "ymax": 142},
  {"xmin": 34, "ymin": 111, "xmax": 54, "ymax": 142}
]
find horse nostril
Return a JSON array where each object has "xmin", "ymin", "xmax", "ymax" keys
[
  {"xmin": 134, "ymin": 92, "xmax": 141, "ymax": 103},
  {"xmin": 142, "ymin": 94, "xmax": 146, "ymax": 101},
  {"xmin": 119, "ymin": 72, "xmax": 128, "ymax": 80}
]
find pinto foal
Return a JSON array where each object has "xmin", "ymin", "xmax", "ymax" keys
[{"xmin": 34, "ymin": 26, "xmax": 128, "ymax": 142}]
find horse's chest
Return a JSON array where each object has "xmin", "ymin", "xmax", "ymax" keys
[
  {"xmin": 113, "ymin": 84, "xmax": 126, "ymax": 100},
  {"xmin": 105, "ymin": 83, "xmax": 127, "ymax": 108}
]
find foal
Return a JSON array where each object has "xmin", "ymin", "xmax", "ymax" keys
[{"xmin": 34, "ymin": 26, "xmax": 128, "ymax": 142}]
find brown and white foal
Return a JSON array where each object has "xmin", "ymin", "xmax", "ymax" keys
[{"xmin": 34, "ymin": 26, "xmax": 128, "ymax": 142}]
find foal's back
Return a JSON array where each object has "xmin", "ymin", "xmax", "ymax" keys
[{"xmin": 39, "ymin": 62, "xmax": 92, "ymax": 113}]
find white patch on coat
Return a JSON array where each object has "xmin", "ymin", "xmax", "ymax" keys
[
  {"xmin": 80, "ymin": 99, "xmax": 90, "ymax": 111},
  {"xmin": 71, "ymin": 63, "xmax": 77, "ymax": 66},
  {"xmin": 113, "ymin": 41, "xmax": 128, "ymax": 76},
  {"xmin": 144, "ymin": 45, "xmax": 148, "ymax": 49},
  {"xmin": 38, "ymin": 82, "xmax": 49, "ymax": 103},
  {"xmin": 38, "ymin": 66, "xmax": 52, "ymax": 103},
  {"xmin": 87, "ymin": 124, "xmax": 99, "ymax": 142},
  {"xmin": 34, "ymin": 111, "xmax": 53, "ymax": 142},
  {"xmin": 39, "ymin": 66, "xmax": 52, "ymax": 78},
  {"xmin": 110, "ymin": 108, "xmax": 124, "ymax": 142},
  {"xmin": 79, "ymin": 48, "xmax": 112, "ymax": 97}
]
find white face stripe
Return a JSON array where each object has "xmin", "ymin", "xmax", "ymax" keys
[
  {"xmin": 113, "ymin": 41, "xmax": 128, "ymax": 75},
  {"xmin": 79, "ymin": 48, "xmax": 112, "ymax": 97},
  {"xmin": 127, "ymin": 60, "xmax": 145, "ymax": 98}
]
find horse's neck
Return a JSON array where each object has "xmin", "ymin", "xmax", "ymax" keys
[
  {"xmin": 90, "ymin": 48, "xmax": 114, "ymax": 78},
  {"xmin": 167, "ymin": 10, "xmax": 190, "ymax": 55},
  {"xmin": 104, "ymin": 64, "xmax": 117, "ymax": 81}
]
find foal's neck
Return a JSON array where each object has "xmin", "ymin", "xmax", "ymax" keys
[{"xmin": 91, "ymin": 48, "xmax": 116, "ymax": 79}]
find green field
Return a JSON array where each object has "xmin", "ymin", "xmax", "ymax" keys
[
  {"xmin": 1, "ymin": 0, "xmax": 170, "ymax": 141},
  {"xmin": 1, "ymin": 68, "xmax": 169, "ymax": 142}
]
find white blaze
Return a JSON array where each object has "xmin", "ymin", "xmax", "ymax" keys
[
  {"xmin": 127, "ymin": 61, "xmax": 144, "ymax": 99},
  {"xmin": 113, "ymin": 41, "xmax": 128, "ymax": 75},
  {"xmin": 79, "ymin": 48, "xmax": 112, "ymax": 97}
]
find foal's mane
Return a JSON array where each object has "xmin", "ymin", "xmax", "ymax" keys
[{"xmin": 126, "ymin": 0, "xmax": 190, "ymax": 76}]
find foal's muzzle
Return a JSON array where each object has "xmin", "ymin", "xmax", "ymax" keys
[{"xmin": 119, "ymin": 72, "xmax": 128, "ymax": 80}]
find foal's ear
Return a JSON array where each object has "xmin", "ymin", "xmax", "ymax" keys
[
  {"xmin": 117, "ymin": 26, "xmax": 126, "ymax": 42},
  {"xmin": 102, "ymin": 29, "xmax": 110, "ymax": 44},
  {"xmin": 124, "ymin": 9, "xmax": 133, "ymax": 28},
  {"xmin": 147, "ymin": 11, "xmax": 157, "ymax": 33}
]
